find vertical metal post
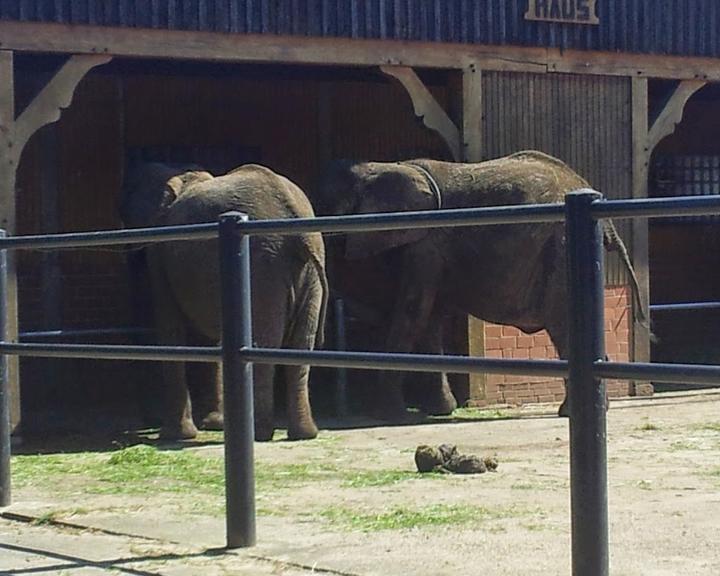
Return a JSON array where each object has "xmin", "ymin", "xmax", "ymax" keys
[
  {"xmin": 333, "ymin": 299, "xmax": 348, "ymax": 418},
  {"xmin": 0, "ymin": 230, "xmax": 10, "ymax": 506},
  {"xmin": 565, "ymin": 190, "xmax": 608, "ymax": 576},
  {"xmin": 219, "ymin": 212, "xmax": 256, "ymax": 548}
]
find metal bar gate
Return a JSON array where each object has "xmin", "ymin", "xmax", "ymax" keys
[{"xmin": 2, "ymin": 191, "xmax": 720, "ymax": 576}]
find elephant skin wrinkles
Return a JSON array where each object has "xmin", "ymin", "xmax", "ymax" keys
[
  {"xmin": 319, "ymin": 150, "xmax": 644, "ymax": 418},
  {"xmin": 121, "ymin": 161, "xmax": 328, "ymax": 441}
]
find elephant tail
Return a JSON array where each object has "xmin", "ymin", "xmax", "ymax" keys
[
  {"xmin": 602, "ymin": 220, "xmax": 653, "ymax": 336},
  {"xmin": 302, "ymin": 232, "xmax": 329, "ymax": 350},
  {"xmin": 314, "ymin": 251, "xmax": 329, "ymax": 350}
]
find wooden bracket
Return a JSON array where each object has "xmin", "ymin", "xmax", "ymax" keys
[
  {"xmin": 647, "ymin": 80, "xmax": 706, "ymax": 153},
  {"xmin": 380, "ymin": 65, "xmax": 461, "ymax": 161},
  {"xmin": 11, "ymin": 54, "xmax": 112, "ymax": 160}
]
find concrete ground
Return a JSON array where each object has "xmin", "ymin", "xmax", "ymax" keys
[{"xmin": 2, "ymin": 390, "xmax": 720, "ymax": 575}]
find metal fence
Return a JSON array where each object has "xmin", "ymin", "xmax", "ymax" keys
[{"xmin": 2, "ymin": 190, "xmax": 720, "ymax": 576}]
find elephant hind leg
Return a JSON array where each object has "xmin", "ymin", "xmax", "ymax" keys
[
  {"xmin": 186, "ymin": 339, "xmax": 224, "ymax": 431},
  {"xmin": 284, "ymin": 363, "xmax": 319, "ymax": 440},
  {"xmin": 404, "ymin": 308, "xmax": 457, "ymax": 416},
  {"xmin": 282, "ymin": 263, "xmax": 321, "ymax": 440}
]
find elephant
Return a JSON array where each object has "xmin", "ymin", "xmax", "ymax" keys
[
  {"xmin": 121, "ymin": 161, "xmax": 328, "ymax": 441},
  {"xmin": 318, "ymin": 150, "xmax": 645, "ymax": 418}
]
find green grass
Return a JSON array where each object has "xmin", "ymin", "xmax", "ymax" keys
[
  {"xmin": 13, "ymin": 445, "xmax": 428, "ymax": 502},
  {"xmin": 341, "ymin": 469, "xmax": 433, "ymax": 488},
  {"xmin": 694, "ymin": 422, "xmax": 720, "ymax": 433},
  {"xmin": 636, "ymin": 479, "xmax": 653, "ymax": 490},
  {"xmin": 636, "ymin": 422, "xmax": 660, "ymax": 432},
  {"xmin": 13, "ymin": 445, "xmax": 348, "ymax": 496},
  {"xmin": 318, "ymin": 503, "xmax": 522, "ymax": 532},
  {"xmin": 432, "ymin": 407, "xmax": 512, "ymax": 422},
  {"xmin": 669, "ymin": 440, "xmax": 699, "ymax": 451}
]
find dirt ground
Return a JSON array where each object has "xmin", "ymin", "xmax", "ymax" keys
[{"xmin": 2, "ymin": 390, "xmax": 720, "ymax": 575}]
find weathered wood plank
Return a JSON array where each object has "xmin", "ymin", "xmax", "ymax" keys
[
  {"xmin": 0, "ymin": 20, "xmax": 544, "ymax": 72},
  {"xmin": 3, "ymin": 20, "xmax": 720, "ymax": 81},
  {"xmin": 14, "ymin": 55, "xmax": 112, "ymax": 152},
  {"xmin": 0, "ymin": 50, "xmax": 20, "ymax": 434},
  {"xmin": 631, "ymin": 77, "xmax": 652, "ymax": 395},
  {"xmin": 461, "ymin": 63, "xmax": 485, "ymax": 404}
]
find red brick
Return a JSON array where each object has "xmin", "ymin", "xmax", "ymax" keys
[
  {"xmin": 517, "ymin": 335, "xmax": 533, "ymax": 348},
  {"xmin": 502, "ymin": 325, "xmax": 520, "ymax": 336},
  {"xmin": 485, "ymin": 325, "xmax": 503, "ymax": 338}
]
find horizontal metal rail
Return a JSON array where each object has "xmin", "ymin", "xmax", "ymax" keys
[
  {"xmin": 0, "ymin": 342, "xmax": 220, "ymax": 362},
  {"xmin": 3, "ymin": 195, "xmax": 719, "ymax": 252},
  {"xmin": 591, "ymin": 195, "xmax": 720, "ymax": 220},
  {"xmin": 237, "ymin": 204, "xmax": 566, "ymax": 235},
  {"xmin": 650, "ymin": 301, "xmax": 720, "ymax": 312},
  {"xmin": 19, "ymin": 327, "xmax": 153, "ymax": 340},
  {"xmin": 0, "ymin": 222, "xmax": 217, "ymax": 250},
  {"xmin": 240, "ymin": 348, "xmax": 569, "ymax": 378},
  {"xmin": 594, "ymin": 360, "xmax": 720, "ymax": 386}
]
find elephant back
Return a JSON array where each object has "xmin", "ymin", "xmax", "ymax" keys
[{"xmin": 162, "ymin": 164, "xmax": 328, "ymax": 345}]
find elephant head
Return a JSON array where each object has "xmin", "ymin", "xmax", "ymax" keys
[
  {"xmin": 320, "ymin": 161, "xmax": 440, "ymax": 260},
  {"xmin": 120, "ymin": 161, "xmax": 210, "ymax": 228}
]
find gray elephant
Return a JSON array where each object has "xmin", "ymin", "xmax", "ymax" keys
[
  {"xmin": 121, "ymin": 162, "xmax": 328, "ymax": 441},
  {"xmin": 318, "ymin": 150, "xmax": 643, "ymax": 418}
]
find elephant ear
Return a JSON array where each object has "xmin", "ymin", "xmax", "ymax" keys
[
  {"xmin": 344, "ymin": 168, "xmax": 435, "ymax": 259},
  {"xmin": 163, "ymin": 171, "xmax": 213, "ymax": 205}
]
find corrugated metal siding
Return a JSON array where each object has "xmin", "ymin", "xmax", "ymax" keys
[
  {"xmin": 1, "ymin": 1, "xmax": 719, "ymax": 59},
  {"xmin": 482, "ymin": 71, "xmax": 632, "ymax": 285}
]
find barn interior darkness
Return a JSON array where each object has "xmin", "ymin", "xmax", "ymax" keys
[
  {"xmin": 649, "ymin": 80, "xmax": 720, "ymax": 388},
  {"xmin": 13, "ymin": 55, "xmax": 453, "ymax": 434}
]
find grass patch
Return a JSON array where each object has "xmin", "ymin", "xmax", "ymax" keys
[
  {"xmin": 636, "ymin": 422, "xmax": 660, "ymax": 432},
  {"xmin": 342, "ymin": 469, "xmax": 435, "ymax": 488},
  {"xmin": 318, "ymin": 503, "xmax": 519, "ymax": 532},
  {"xmin": 433, "ymin": 407, "xmax": 513, "ymax": 422},
  {"xmin": 13, "ymin": 445, "xmax": 428, "ymax": 506},
  {"xmin": 694, "ymin": 422, "xmax": 720, "ymax": 433},
  {"xmin": 33, "ymin": 511, "xmax": 60, "ymax": 525},
  {"xmin": 13, "ymin": 445, "xmax": 341, "ymax": 499},
  {"xmin": 669, "ymin": 440, "xmax": 699, "ymax": 451}
]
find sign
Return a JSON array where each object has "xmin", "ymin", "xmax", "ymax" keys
[{"xmin": 525, "ymin": 0, "xmax": 599, "ymax": 25}]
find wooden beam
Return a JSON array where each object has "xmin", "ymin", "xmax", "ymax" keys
[
  {"xmin": 647, "ymin": 80, "xmax": 707, "ymax": 153},
  {"xmin": 461, "ymin": 63, "xmax": 486, "ymax": 404},
  {"xmin": 630, "ymin": 78, "xmax": 652, "ymax": 396},
  {"xmin": 462, "ymin": 64, "xmax": 483, "ymax": 162},
  {"xmin": 0, "ymin": 20, "xmax": 544, "ymax": 73},
  {"xmin": 548, "ymin": 49, "xmax": 716, "ymax": 81},
  {"xmin": 2, "ymin": 20, "xmax": 720, "ymax": 81},
  {"xmin": 380, "ymin": 65, "xmax": 461, "ymax": 161},
  {"xmin": 0, "ymin": 50, "xmax": 20, "ymax": 433},
  {"xmin": 14, "ymin": 55, "xmax": 112, "ymax": 154}
]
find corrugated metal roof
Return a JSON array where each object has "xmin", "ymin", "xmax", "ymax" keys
[{"xmin": 1, "ymin": 1, "xmax": 718, "ymax": 59}]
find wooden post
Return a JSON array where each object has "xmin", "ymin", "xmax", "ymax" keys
[
  {"xmin": 0, "ymin": 53, "xmax": 111, "ymax": 436},
  {"xmin": 631, "ymin": 78, "xmax": 705, "ymax": 396},
  {"xmin": 631, "ymin": 78, "xmax": 651, "ymax": 396},
  {"xmin": 0, "ymin": 51, "xmax": 20, "ymax": 434},
  {"xmin": 461, "ymin": 64, "xmax": 487, "ymax": 404}
]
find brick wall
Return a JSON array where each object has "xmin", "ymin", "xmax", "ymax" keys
[{"xmin": 479, "ymin": 286, "xmax": 632, "ymax": 406}]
